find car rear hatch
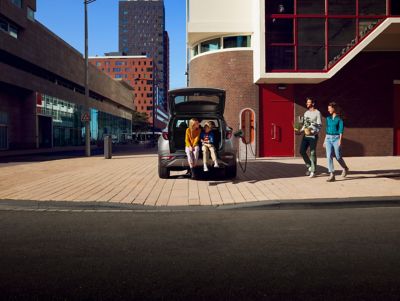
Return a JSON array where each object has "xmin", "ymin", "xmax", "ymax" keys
[{"xmin": 168, "ymin": 88, "xmax": 225, "ymax": 117}]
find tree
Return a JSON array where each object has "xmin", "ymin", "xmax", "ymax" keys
[{"xmin": 132, "ymin": 111, "xmax": 150, "ymax": 132}]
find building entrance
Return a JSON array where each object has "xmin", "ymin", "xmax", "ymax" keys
[
  {"xmin": 38, "ymin": 115, "xmax": 52, "ymax": 148},
  {"xmin": 259, "ymin": 85, "xmax": 294, "ymax": 157},
  {"xmin": 394, "ymin": 82, "xmax": 400, "ymax": 156}
]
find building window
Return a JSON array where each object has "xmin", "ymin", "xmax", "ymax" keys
[
  {"xmin": 27, "ymin": 7, "xmax": 35, "ymax": 21},
  {"xmin": 113, "ymin": 68, "xmax": 121, "ymax": 72},
  {"xmin": 0, "ymin": 111, "xmax": 8, "ymax": 150},
  {"xmin": 115, "ymin": 61, "xmax": 123, "ymax": 66},
  {"xmin": 193, "ymin": 45, "xmax": 199, "ymax": 56},
  {"xmin": 200, "ymin": 38, "xmax": 221, "ymax": 53},
  {"xmin": 223, "ymin": 36, "xmax": 251, "ymax": 48},
  {"xmin": 96, "ymin": 62, "xmax": 102, "ymax": 67},
  {"xmin": 11, "ymin": 0, "xmax": 22, "ymax": 8},
  {"xmin": 115, "ymin": 74, "xmax": 123, "ymax": 79},
  {"xmin": 265, "ymin": 0, "xmax": 388, "ymax": 72},
  {"xmin": 0, "ymin": 18, "xmax": 18, "ymax": 39}
]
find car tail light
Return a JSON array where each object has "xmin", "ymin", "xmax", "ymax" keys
[
  {"xmin": 226, "ymin": 129, "xmax": 233, "ymax": 139},
  {"xmin": 162, "ymin": 132, "xmax": 169, "ymax": 140}
]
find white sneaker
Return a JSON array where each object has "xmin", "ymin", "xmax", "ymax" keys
[
  {"xmin": 214, "ymin": 162, "xmax": 219, "ymax": 168},
  {"xmin": 309, "ymin": 172, "xmax": 315, "ymax": 178},
  {"xmin": 203, "ymin": 165, "xmax": 209, "ymax": 172}
]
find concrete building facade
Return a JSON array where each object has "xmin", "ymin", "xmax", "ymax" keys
[
  {"xmin": 187, "ymin": 0, "xmax": 400, "ymax": 158},
  {"xmin": 0, "ymin": 0, "xmax": 134, "ymax": 151},
  {"xmin": 119, "ymin": 0, "xmax": 169, "ymax": 111}
]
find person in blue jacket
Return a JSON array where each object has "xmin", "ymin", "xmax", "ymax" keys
[
  {"xmin": 200, "ymin": 121, "xmax": 219, "ymax": 172},
  {"xmin": 323, "ymin": 102, "xmax": 349, "ymax": 182}
]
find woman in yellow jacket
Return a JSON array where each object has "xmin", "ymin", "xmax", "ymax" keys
[{"xmin": 185, "ymin": 118, "xmax": 201, "ymax": 176}]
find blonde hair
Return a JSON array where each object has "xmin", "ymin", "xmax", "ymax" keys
[{"xmin": 188, "ymin": 118, "xmax": 199, "ymax": 130}]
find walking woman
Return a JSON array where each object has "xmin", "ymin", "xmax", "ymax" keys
[{"xmin": 323, "ymin": 102, "xmax": 349, "ymax": 182}]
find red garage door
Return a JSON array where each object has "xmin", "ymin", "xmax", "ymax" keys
[{"xmin": 259, "ymin": 85, "xmax": 294, "ymax": 157}]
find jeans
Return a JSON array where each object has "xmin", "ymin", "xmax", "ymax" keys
[
  {"xmin": 300, "ymin": 136, "xmax": 318, "ymax": 172},
  {"xmin": 325, "ymin": 135, "xmax": 347, "ymax": 173},
  {"xmin": 185, "ymin": 146, "xmax": 199, "ymax": 168}
]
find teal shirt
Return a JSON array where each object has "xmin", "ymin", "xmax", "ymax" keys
[{"xmin": 326, "ymin": 115, "xmax": 344, "ymax": 135}]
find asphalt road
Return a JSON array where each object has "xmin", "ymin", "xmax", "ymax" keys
[{"xmin": 0, "ymin": 207, "xmax": 400, "ymax": 300}]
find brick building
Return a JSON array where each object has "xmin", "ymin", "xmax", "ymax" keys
[
  {"xmin": 187, "ymin": 0, "xmax": 400, "ymax": 158},
  {"xmin": 119, "ymin": 0, "xmax": 169, "ymax": 111},
  {"xmin": 0, "ymin": 0, "xmax": 134, "ymax": 151},
  {"xmin": 89, "ymin": 55, "xmax": 168, "ymax": 129}
]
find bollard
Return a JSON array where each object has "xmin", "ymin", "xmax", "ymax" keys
[{"xmin": 104, "ymin": 135, "xmax": 112, "ymax": 159}]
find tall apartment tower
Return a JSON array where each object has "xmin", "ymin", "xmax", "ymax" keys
[{"xmin": 119, "ymin": 0, "xmax": 169, "ymax": 111}]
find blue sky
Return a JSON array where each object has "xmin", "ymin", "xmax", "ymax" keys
[{"xmin": 36, "ymin": 0, "xmax": 187, "ymax": 89}]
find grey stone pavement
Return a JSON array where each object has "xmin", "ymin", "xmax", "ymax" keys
[{"xmin": 0, "ymin": 148, "xmax": 399, "ymax": 208}]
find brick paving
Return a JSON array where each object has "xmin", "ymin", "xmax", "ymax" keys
[{"xmin": 0, "ymin": 153, "xmax": 399, "ymax": 207}]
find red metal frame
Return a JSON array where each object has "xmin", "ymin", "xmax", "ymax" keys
[{"xmin": 266, "ymin": 0, "xmax": 393, "ymax": 73}]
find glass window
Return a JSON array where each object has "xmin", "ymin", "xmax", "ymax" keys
[
  {"xmin": 359, "ymin": 0, "xmax": 386, "ymax": 15},
  {"xmin": 27, "ymin": 7, "xmax": 35, "ymax": 21},
  {"xmin": 193, "ymin": 45, "xmax": 199, "ymax": 56},
  {"xmin": 223, "ymin": 36, "xmax": 251, "ymax": 48},
  {"xmin": 328, "ymin": 18, "xmax": 356, "ymax": 46},
  {"xmin": 359, "ymin": 19, "xmax": 381, "ymax": 39},
  {"xmin": 115, "ymin": 61, "xmax": 123, "ymax": 66},
  {"xmin": 115, "ymin": 74, "xmax": 123, "ymax": 79},
  {"xmin": 328, "ymin": 0, "xmax": 356, "ymax": 15},
  {"xmin": 200, "ymin": 38, "xmax": 221, "ymax": 53},
  {"xmin": 267, "ymin": 19, "xmax": 294, "ymax": 44},
  {"xmin": 0, "ymin": 19, "xmax": 8, "ymax": 32},
  {"xmin": 266, "ymin": 46, "xmax": 294, "ymax": 70},
  {"xmin": 11, "ymin": 0, "xmax": 22, "ymax": 8},
  {"xmin": 298, "ymin": 18, "xmax": 325, "ymax": 45},
  {"xmin": 113, "ymin": 68, "xmax": 121, "ymax": 72},
  {"xmin": 9, "ymin": 25, "xmax": 18, "ymax": 39},
  {"xmin": 266, "ymin": 0, "xmax": 294, "ymax": 14},
  {"xmin": 298, "ymin": 46, "xmax": 326, "ymax": 70},
  {"xmin": 297, "ymin": 0, "xmax": 325, "ymax": 14},
  {"xmin": 392, "ymin": 0, "xmax": 400, "ymax": 15}
]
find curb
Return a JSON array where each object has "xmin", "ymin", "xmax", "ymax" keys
[{"xmin": 1, "ymin": 197, "xmax": 400, "ymax": 212}]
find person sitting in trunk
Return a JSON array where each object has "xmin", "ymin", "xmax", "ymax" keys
[
  {"xmin": 185, "ymin": 118, "xmax": 201, "ymax": 177},
  {"xmin": 200, "ymin": 121, "xmax": 219, "ymax": 172}
]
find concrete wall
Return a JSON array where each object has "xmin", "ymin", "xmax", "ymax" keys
[{"xmin": 187, "ymin": 0, "xmax": 254, "ymax": 45}]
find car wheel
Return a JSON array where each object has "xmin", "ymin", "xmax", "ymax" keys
[
  {"xmin": 158, "ymin": 164, "xmax": 170, "ymax": 179},
  {"xmin": 225, "ymin": 164, "xmax": 237, "ymax": 179}
]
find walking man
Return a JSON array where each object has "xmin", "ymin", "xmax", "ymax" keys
[{"xmin": 298, "ymin": 97, "xmax": 322, "ymax": 178}]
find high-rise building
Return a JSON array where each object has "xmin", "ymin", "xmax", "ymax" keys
[{"xmin": 119, "ymin": 0, "xmax": 169, "ymax": 111}]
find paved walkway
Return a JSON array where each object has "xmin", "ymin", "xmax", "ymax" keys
[{"xmin": 0, "ymin": 154, "xmax": 399, "ymax": 207}]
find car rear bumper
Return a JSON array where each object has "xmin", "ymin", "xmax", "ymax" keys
[{"xmin": 159, "ymin": 153, "xmax": 236, "ymax": 170}]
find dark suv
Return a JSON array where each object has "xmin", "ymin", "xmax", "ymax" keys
[{"xmin": 157, "ymin": 88, "xmax": 237, "ymax": 179}]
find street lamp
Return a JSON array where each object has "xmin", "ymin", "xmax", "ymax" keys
[{"xmin": 83, "ymin": 0, "xmax": 96, "ymax": 157}]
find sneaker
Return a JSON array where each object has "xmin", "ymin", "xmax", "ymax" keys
[
  {"xmin": 342, "ymin": 167, "xmax": 349, "ymax": 178},
  {"xmin": 203, "ymin": 164, "xmax": 209, "ymax": 172},
  {"xmin": 214, "ymin": 162, "xmax": 219, "ymax": 168},
  {"xmin": 326, "ymin": 173, "xmax": 336, "ymax": 182},
  {"xmin": 305, "ymin": 166, "xmax": 312, "ymax": 176},
  {"xmin": 309, "ymin": 172, "xmax": 316, "ymax": 178}
]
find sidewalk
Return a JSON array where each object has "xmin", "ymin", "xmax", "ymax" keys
[{"xmin": 0, "ymin": 153, "xmax": 399, "ymax": 208}]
